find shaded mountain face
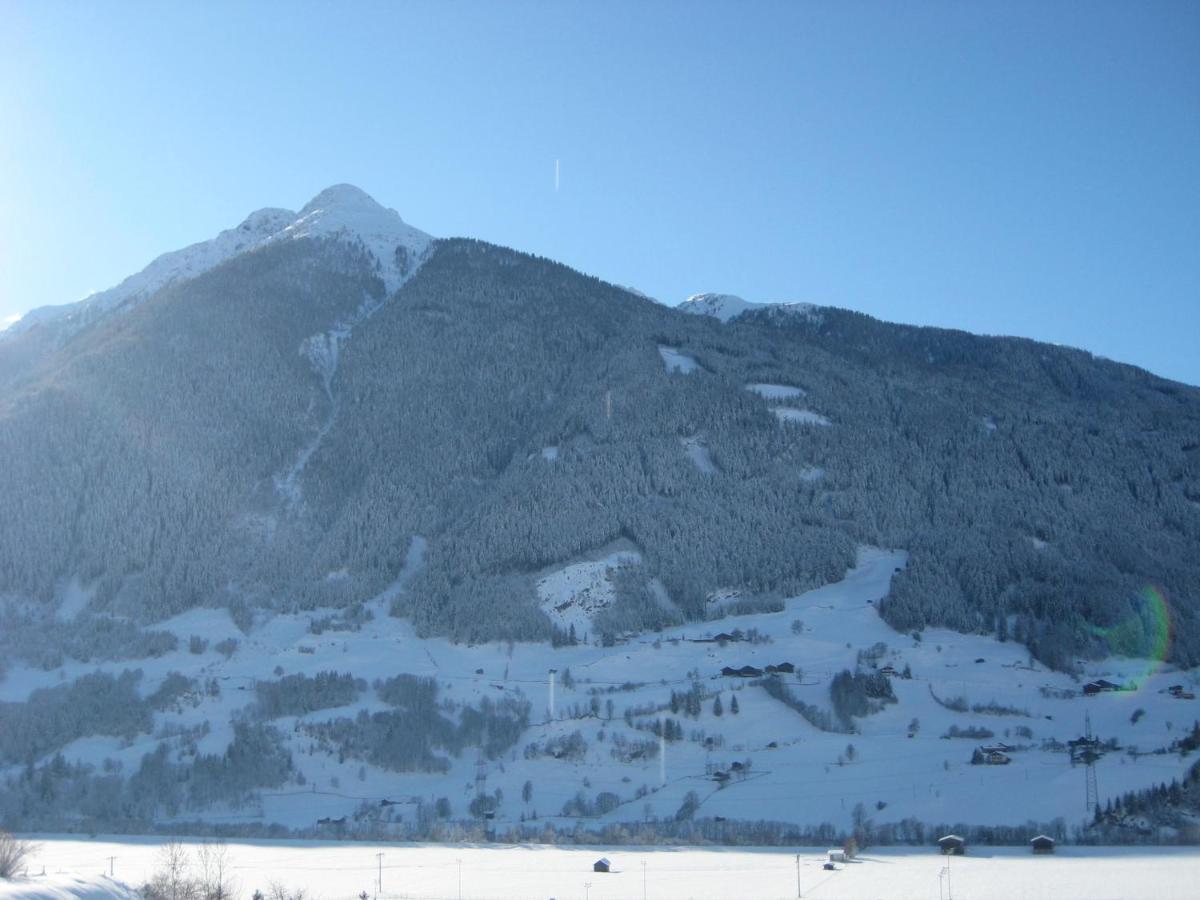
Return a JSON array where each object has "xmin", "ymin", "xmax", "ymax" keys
[{"xmin": 1, "ymin": 189, "xmax": 1198, "ymax": 670}]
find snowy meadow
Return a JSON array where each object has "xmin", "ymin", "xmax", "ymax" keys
[{"xmin": 4, "ymin": 836, "xmax": 1200, "ymax": 900}]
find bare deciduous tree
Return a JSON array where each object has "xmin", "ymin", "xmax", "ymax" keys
[{"xmin": 0, "ymin": 830, "xmax": 39, "ymax": 879}]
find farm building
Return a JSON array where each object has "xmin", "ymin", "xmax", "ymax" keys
[
  {"xmin": 937, "ymin": 834, "xmax": 966, "ymax": 855},
  {"xmin": 593, "ymin": 858, "xmax": 611, "ymax": 873},
  {"xmin": 1030, "ymin": 835, "xmax": 1056, "ymax": 854},
  {"xmin": 718, "ymin": 664, "xmax": 766, "ymax": 678}
]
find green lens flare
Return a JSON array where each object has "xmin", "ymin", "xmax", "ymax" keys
[{"xmin": 1086, "ymin": 586, "xmax": 1172, "ymax": 689}]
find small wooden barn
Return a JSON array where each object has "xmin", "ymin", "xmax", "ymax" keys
[
  {"xmin": 1030, "ymin": 835, "xmax": 1056, "ymax": 854},
  {"xmin": 937, "ymin": 834, "xmax": 966, "ymax": 855},
  {"xmin": 593, "ymin": 857, "xmax": 611, "ymax": 873}
]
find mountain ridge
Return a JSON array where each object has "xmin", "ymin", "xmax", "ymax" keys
[{"xmin": 1, "ymin": 184, "xmax": 431, "ymax": 341}]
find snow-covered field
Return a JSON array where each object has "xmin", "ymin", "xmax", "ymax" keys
[
  {"xmin": 657, "ymin": 346, "xmax": 700, "ymax": 374},
  {"xmin": 745, "ymin": 383, "xmax": 806, "ymax": 400},
  {"xmin": 770, "ymin": 407, "xmax": 830, "ymax": 426},
  {"xmin": 6, "ymin": 837, "xmax": 1199, "ymax": 900}
]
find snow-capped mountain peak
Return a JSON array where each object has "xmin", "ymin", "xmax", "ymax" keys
[
  {"xmin": 3, "ymin": 185, "xmax": 432, "ymax": 338},
  {"xmin": 297, "ymin": 183, "xmax": 384, "ymax": 216},
  {"xmin": 676, "ymin": 293, "xmax": 757, "ymax": 322},
  {"xmin": 272, "ymin": 184, "xmax": 431, "ymax": 292},
  {"xmin": 677, "ymin": 292, "xmax": 823, "ymax": 325}
]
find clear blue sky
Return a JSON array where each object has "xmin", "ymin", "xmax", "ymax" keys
[{"xmin": 3, "ymin": 1, "xmax": 1198, "ymax": 384}]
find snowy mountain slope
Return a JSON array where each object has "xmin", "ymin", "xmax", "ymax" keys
[
  {"xmin": 1, "ymin": 185, "xmax": 431, "ymax": 339},
  {"xmin": 0, "ymin": 186, "xmax": 1198, "ymax": 853},
  {"xmin": 0, "ymin": 227, "xmax": 1197, "ymax": 670},
  {"xmin": 268, "ymin": 184, "xmax": 432, "ymax": 294},
  {"xmin": 2, "ymin": 548, "xmax": 1196, "ymax": 843},
  {"xmin": 677, "ymin": 292, "xmax": 822, "ymax": 324}
]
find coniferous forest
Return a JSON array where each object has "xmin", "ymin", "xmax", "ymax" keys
[{"xmin": 0, "ymin": 236, "xmax": 1197, "ymax": 672}]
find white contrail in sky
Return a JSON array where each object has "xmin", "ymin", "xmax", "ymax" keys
[{"xmin": 555, "ymin": 159, "xmax": 560, "ymax": 192}]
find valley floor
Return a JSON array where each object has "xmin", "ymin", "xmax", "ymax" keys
[
  {"xmin": 5, "ymin": 836, "xmax": 1200, "ymax": 900},
  {"xmin": 3, "ymin": 548, "xmax": 1198, "ymax": 840}
]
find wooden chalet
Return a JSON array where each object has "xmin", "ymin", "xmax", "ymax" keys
[
  {"xmin": 937, "ymin": 834, "xmax": 966, "ymax": 855},
  {"xmin": 1030, "ymin": 835, "xmax": 1056, "ymax": 854},
  {"xmin": 1083, "ymin": 679, "xmax": 1122, "ymax": 696}
]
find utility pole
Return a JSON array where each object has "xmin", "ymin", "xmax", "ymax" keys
[
  {"xmin": 548, "ymin": 668, "xmax": 557, "ymax": 722},
  {"xmin": 107, "ymin": 857, "xmax": 116, "ymax": 878},
  {"xmin": 1084, "ymin": 710, "xmax": 1099, "ymax": 814},
  {"xmin": 376, "ymin": 852, "xmax": 383, "ymax": 899},
  {"xmin": 457, "ymin": 857, "xmax": 462, "ymax": 900},
  {"xmin": 642, "ymin": 860, "xmax": 647, "ymax": 900},
  {"xmin": 938, "ymin": 852, "xmax": 952, "ymax": 900},
  {"xmin": 659, "ymin": 730, "xmax": 666, "ymax": 785},
  {"xmin": 795, "ymin": 854, "xmax": 801, "ymax": 898}
]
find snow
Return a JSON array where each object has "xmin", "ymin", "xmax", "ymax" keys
[
  {"xmin": 0, "ymin": 874, "xmax": 139, "ymax": 900},
  {"xmin": 54, "ymin": 578, "xmax": 95, "ymax": 623},
  {"xmin": 657, "ymin": 345, "xmax": 700, "ymax": 374},
  {"xmin": 772, "ymin": 407, "xmax": 830, "ymax": 426},
  {"xmin": 264, "ymin": 184, "xmax": 431, "ymax": 295},
  {"xmin": 681, "ymin": 437, "xmax": 718, "ymax": 474},
  {"xmin": 536, "ymin": 544, "xmax": 643, "ymax": 636},
  {"xmin": 677, "ymin": 293, "xmax": 824, "ymax": 325},
  {"xmin": 746, "ymin": 382, "xmax": 806, "ymax": 400},
  {"xmin": 8, "ymin": 838, "xmax": 1200, "ymax": 900},
  {"xmin": 4, "ymin": 207, "xmax": 294, "ymax": 337},
  {"xmin": 3, "ymin": 186, "xmax": 431, "ymax": 339},
  {"xmin": 2, "ymin": 542, "xmax": 1198, "ymax": 848},
  {"xmin": 676, "ymin": 293, "xmax": 757, "ymax": 322}
]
